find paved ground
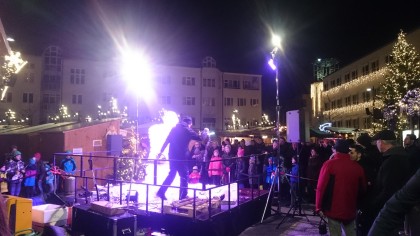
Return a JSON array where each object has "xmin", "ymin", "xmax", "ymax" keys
[{"xmin": 240, "ymin": 203, "xmax": 329, "ymax": 236}]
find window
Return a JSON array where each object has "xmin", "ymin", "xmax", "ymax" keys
[
  {"xmin": 336, "ymin": 77, "xmax": 342, "ymax": 86},
  {"xmin": 362, "ymin": 91, "xmax": 371, "ymax": 102},
  {"xmin": 344, "ymin": 73, "xmax": 350, "ymax": 83},
  {"xmin": 237, "ymin": 98, "xmax": 246, "ymax": 106},
  {"xmin": 70, "ymin": 68, "xmax": 86, "ymax": 85},
  {"xmin": 182, "ymin": 76, "xmax": 196, "ymax": 86},
  {"xmin": 23, "ymin": 93, "xmax": 34, "ymax": 103},
  {"xmin": 330, "ymin": 80, "xmax": 336, "ymax": 88},
  {"xmin": 345, "ymin": 120, "xmax": 352, "ymax": 127},
  {"xmin": 371, "ymin": 60, "xmax": 379, "ymax": 72},
  {"xmin": 224, "ymin": 79, "xmax": 240, "ymax": 89},
  {"xmin": 224, "ymin": 97, "xmax": 233, "ymax": 106},
  {"xmin": 250, "ymin": 98, "xmax": 259, "ymax": 107},
  {"xmin": 323, "ymin": 81, "xmax": 329, "ymax": 90},
  {"xmin": 351, "ymin": 70, "xmax": 358, "ymax": 80},
  {"xmin": 353, "ymin": 119, "xmax": 359, "ymax": 129},
  {"xmin": 203, "ymin": 78, "xmax": 216, "ymax": 87},
  {"xmin": 352, "ymin": 94, "xmax": 359, "ymax": 105},
  {"xmin": 202, "ymin": 118, "xmax": 216, "ymax": 129},
  {"xmin": 331, "ymin": 101, "xmax": 336, "ymax": 109},
  {"xmin": 362, "ymin": 64, "xmax": 369, "ymax": 76},
  {"xmin": 159, "ymin": 96, "xmax": 171, "ymax": 105},
  {"xmin": 243, "ymin": 77, "xmax": 260, "ymax": 90},
  {"xmin": 385, "ymin": 55, "xmax": 393, "ymax": 64},
  {"xmin": 202, "ymin": 97, "xmax": 215, "ymax": 107},
  {"xmin": 363, "ymin": 117, "xmax": 372, "ymax": 129},
  {"xmin": 345, "ymin": 96, "xmax": 351, "ymax": 106},
  {"xmin": 324, "ymin": 103, "xmax": 330, "ymax": 111},
  {"xmin": 336, "ymin": 99, "xmax": 342, "ymax": 108},
  {"xmin": 183, "ymin": 97, "xmax": 195, "ymax": 105},
  {"xmin": 72, "ymin": 95, "xmax": 82, "ymax": 104}
]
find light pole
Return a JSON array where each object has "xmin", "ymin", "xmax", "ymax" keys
[{"xmin": 268, "ymin": 34, "xmax": 282, "ymax": 140}]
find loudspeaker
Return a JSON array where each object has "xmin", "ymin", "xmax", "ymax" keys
[
  {"xmin": 107, "ymin": 135, "xmax": 122, "ymax": 156},
  {"xmin": 286, "ymin": 110, "xmax": 301, "ymax": 143}
]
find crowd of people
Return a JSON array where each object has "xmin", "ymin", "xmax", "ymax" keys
[
  {"xmin": 0, "ymin": 146, "xmax": 77, "ymax": 199},
  {"xmin": 171, "ymin": 127, "xmax": 420, "ymax": 236}
]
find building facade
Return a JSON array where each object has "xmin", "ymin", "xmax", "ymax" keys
[
  {"xmin": 311, "ymin": 28, "xmax": 420, "ymax": 133},
  {"xmin": 0, "ymin": 49, "xmax": 262, "ymax": 132}
]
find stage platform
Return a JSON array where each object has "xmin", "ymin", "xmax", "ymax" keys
[{"xmin": 70, "ymin": 189, "xmax": 270, "ymax": 236}]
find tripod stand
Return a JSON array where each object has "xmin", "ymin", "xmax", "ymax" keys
[
  {"xmin": 260, "ymin": 160, "xmax": 282, "ymax": 223},
  {"xmin": 276, "ymin": 144, "xmax": 310, "ymax": 229}
]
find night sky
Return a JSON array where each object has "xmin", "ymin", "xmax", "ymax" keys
[{"xmin": 1, "ymin": 0, "xmax": 419, "ymax": 120}]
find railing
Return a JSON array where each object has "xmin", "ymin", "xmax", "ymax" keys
[{"xmin": 52, "ymin": 152, "xmax": 268, "ymax": 220}]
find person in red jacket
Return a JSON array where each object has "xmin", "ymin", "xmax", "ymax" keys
[{"xmin": 316, "ymin": 139, "xmax": 367, "ymax": 236}]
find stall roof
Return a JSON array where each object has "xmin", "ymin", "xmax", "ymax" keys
[{"xmin": 324, "ymin": 127, "xmax": 356, "ymax": 134}]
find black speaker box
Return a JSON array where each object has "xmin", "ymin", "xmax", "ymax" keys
[
  {"xmin": 107, "ymin": 135, "xmax": 123, "ymax": 156},
  {"xmin": 72, "ymin": 204, "xmax": 137, "ymax": 236}
]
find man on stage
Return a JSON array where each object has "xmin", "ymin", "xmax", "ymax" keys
[{"xmin": 156, "ymin": 116, "xmax": 201, "ymax": 200}]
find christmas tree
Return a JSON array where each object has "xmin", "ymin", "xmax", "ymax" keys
[{"xmin": 380, "ymin": 30, "xmax": 420, "ymax": 133}]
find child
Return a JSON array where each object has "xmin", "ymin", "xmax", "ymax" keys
[
  {"xmin": 264, "ymin": 157, "xmax": 278, "ymax": 190},
  {"xmin": 290, "ymin": 156, "xmax": 299, "ymax": 207},
  {"xmin": 24, "ymin": 158, "xmax": 37, "ymax": 198},
  {"xmin": 208, "ymin": 149, "xmax": 223, "ymax": 185},
  {"xmin": 189, "ymin": 166, "xmax": 201, "ymax": 184}
]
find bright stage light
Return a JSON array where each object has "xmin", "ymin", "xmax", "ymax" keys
[
  {"xmin": 120, "ymin": 50, "xmax": 153, "ymax": 98},
  {"xmin": 272, "ymin": 35, "xmax": 281, "ymax": 48}
]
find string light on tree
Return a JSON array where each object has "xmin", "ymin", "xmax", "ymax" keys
[{"xmin": 380, "ymin": 30, "xmax": 420, "ymax": 132}]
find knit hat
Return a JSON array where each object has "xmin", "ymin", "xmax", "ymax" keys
[
  {"xmin": 333, "ymin": 139, "xmax": 350, "ymax": 153},
  {"xmin": 13, "ymin": 151, "xmax": 21, "ymax": 156},
  {"xmin": 192, "ymin": 166, "xmax": 198, "ymax": 170}
]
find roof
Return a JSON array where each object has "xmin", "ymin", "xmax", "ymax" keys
[{"xmin": 324, "ymin": 127, "xmax": 356, "ymax": 134}]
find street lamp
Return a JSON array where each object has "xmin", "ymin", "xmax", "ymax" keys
[{"xmin": 268, "ymin": 34, "xmax": 282, "ymax": 137}]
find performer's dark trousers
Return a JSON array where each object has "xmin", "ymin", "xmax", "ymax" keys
[{"xmin": 157, "ymin": 161, "xmax": 189, "ymax": 200}]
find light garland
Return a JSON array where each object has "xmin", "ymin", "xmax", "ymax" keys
[
  {"xmin": 322, "ymin": 101, "xmax": 384, "ymax": 117},
  {"xmin": 322, "ymin": 68, "xmax": 387, "ymax": 98}
]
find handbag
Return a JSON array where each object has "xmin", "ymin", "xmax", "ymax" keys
[{"xmin": 318, "ymin": 216, "xmax": 328, "ymax": 235}]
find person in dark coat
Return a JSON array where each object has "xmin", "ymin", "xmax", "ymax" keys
[
  {"xmin": 361, "ymin": 130, "xmax": 411, "ymax": 236},
  {"xmin": 368, "ymin": 168, "xmax": 420, "ymax": 236},
  {"xmin": 156, "ymin": 116, "xmax": 201, "ymax": 200}
]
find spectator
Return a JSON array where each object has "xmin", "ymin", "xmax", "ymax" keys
[
  {"xmin": 368, "ymin": 168, "xmax": 420, "ymax": 236},
  {"xmin": 189, "ymin": 166, "xmax": 201, "ymax": 184},
  {"xmin": 235, "ymin": 146, "xmax": 246, "ymax": 187},
  {"xmin": 60, "ymin": 151, "xmax": 76, "ymax": 175},
  {"xmin": 306, "ymin": 147, "xmax": 322, "ymax": 204},
  {"xmin": 362, "ymin": 130, "xmax": 411, "ymax": 236},
  {"xmin": 290, "ymin": 156, "xmax": 299, "ymax": 208},
  {"xmin": 404, "ymin": 133, "xmax": 420, "ymax": 175},
  {"xmin": 208, "ymin": 149, "xmax": 223, "ymax": 186},
  {"xmin": 248, "ymin": 155, "xmax": 258, "ymax": 189},
  {"xmin": 44, "ymin": 163, "xmax": 55, "ymax": 195},
  {"xmin": 316, "ymin": 139, "xmax": 366, "ymax": 236},
  {"xmin": 222, "ymin": 144, "xmax": 235, "ymax": 184},
  {"xmin": 263, "ymin": 157, "xmax": 278, "ymax": 190}
]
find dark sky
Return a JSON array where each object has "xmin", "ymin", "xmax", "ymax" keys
[{"xmin": 1, "ymin": 0, "xmax": 419, "ymax": 119}]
